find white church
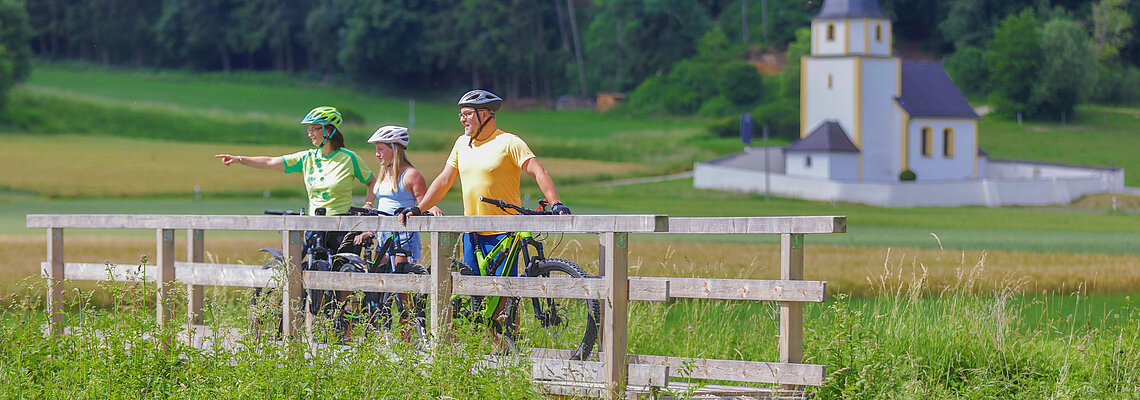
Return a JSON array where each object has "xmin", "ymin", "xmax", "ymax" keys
[{"xmin": 694, "ymin": 0, "xmax": 1125, "ymax": 207}]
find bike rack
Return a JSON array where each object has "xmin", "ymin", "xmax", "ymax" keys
[{"xmin": 28, "ymin": 213, "xmax": 844, "ymax": 400}]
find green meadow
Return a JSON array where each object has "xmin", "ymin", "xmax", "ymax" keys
[{"xmin": 2, "ymin": 65, "xmax": 1140, "ymax": 398}]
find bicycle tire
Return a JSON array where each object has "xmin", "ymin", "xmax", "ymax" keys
[
  {"xmin": 517, "ymin": 257, "xmax": 601, "ymax": 361},
  {"xmin": 370, "ymin": 261, "xmax": 431, "ymax": 350},
  {"xmin": 250, "ymin": 254, "xmax": 284, "ymax": 341}
]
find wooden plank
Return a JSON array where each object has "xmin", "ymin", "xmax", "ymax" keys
[
  {"xmin": 187, "ymin": 230, "xmax": 205, "ymax": 325},
  {"xmin": 46, "ymin": 228, "xmax": 64, "ymax": 336},
  {"xmin": 601, "ymin": 232, "xmax": 629, "ymax": 399},
  {"xmin": 26, "ymin": 214, "xmax": 669, "ymax": 233},
  {"xmin": 628, "ymin": 277, "xmax": 669, "ymax": 301},
  {"xmin": 430, "ymin": 232, "xmax": 458, "ymax": 345},
  {"xmin": 452, "ymin": 274, "xmax": 605, "ymax": 299},
  {"xmin": 156, "ymin": 229, "xmax": 175, "ymax": 331},
  {"xmin": 655, "ymin": 277, "xmax": 826, "ymax": 302},
  {"xmin": 628, "ymin": 354, "xmax": 826, "ymax": 387},
  {"xmin": 530, "ymin": 359, "xmax": 667, "ymax": 387},
  {"xmin": 780, "ymin": 234, "xmax": 805, "ymax": 376},
  {"xmin": 174, "ymin": 262, "xmax": 277, "ymax": 288},
  {"xmin": 44, "ymin": 262, "xmax": 155, "ymax": 282},
  {"xmin": 281, "ymin": 231, "xmax": 304, "ymax": 338},
  {"xmin": 304, "ymin": 270, "xmax": 431, "ymax": 293},
  {"xmin": 667, "ymin": 216, "xmax": 846, "ymax": 234}
]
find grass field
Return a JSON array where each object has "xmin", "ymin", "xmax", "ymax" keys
[{"xmin": 4, "ymin": 64, "xmax": 1140, "ymax": 399}]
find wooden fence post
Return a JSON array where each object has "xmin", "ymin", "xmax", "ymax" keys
[
  {"xmin": 780, "ymin": 233, "xmax": 805, "ymax": 387},
  {"xmin": 601, "ymin": 232, "xmax": 629, "ymax": 399},
  {"xmin": 156, "ymin": 229, "xmax": 175, "ymax": 330},
  {"xmin": 187, "ymin": 229, "xmax": 205, "ymax": 325},
  {"xmin": 430, "ymin": 231, "xmax": 457, "ymax": 345},
  {"xmin": 46, "ymin": 228, "xmax": 64, "ymax": 336},
  {"xmin": 281, "ymin": 230, "xmax": 304, "ymax": 337}
]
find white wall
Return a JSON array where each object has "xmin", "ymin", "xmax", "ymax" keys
[
  {"xmin": 906, "ymin": 118, "xmax": 977, "ymax": 181},
  {"xmin": 695, "ymin": 161, "xmax": 1125, "ymax": 207},
  {"xmin": 858, "ymin": 58, "xmax": 901, "ymax": 181},
  {"xmin": 803, "ymin": 58, "xmax": 856, "ymax": 138},
  {"xmin": 812, "ymin": 20, "xmax": 849, "ymax": 56},
  {"xmin": 867, "ymin": 20, "xmax": 891, "ymax": 56}
]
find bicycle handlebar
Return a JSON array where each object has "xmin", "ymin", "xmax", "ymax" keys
[
  {"xmin": 478, "ymin": 197, "xmax": 558, "ymax": 215},
  {"xmin": 264, "ymin": 209, "xmax": 301, "ymax": 215},
  {"xmin": 347, "ymin": 206, "xmax": 393, "ymax": 216}
]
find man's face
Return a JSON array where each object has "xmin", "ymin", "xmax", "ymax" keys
[{"xmin": 459, "ymin": 107, "xmax": 484, "ymax": 136}]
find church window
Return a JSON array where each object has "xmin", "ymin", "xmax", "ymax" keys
[
  {"xmin": 828, "ymin": 74, "xmax": 833, "ymax": 89},
  {"xmin": 876, "ymin": 24, "xmax": 882, "ymax": 42},
  {"xmin": 921, "ymin": 127, "xmax": 933, "ymax": 157},
  {"xmin": 943, "ymin": 128, "xmax": 955, "ymax": 157},
  {"xmin": 827, "ymin": 24, "xmax": 835, "ymax": 41},
  {"xmin": 805, "ymin": 155, "xmax": 813, "ymax": 168}
]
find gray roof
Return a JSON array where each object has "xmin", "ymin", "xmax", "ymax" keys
[
  {"xmin": 785, "ymin": 121, "xmax": 860, "ymax": 153},
  {"xmin": 896, "ymin": 62, "xmax": 980, "ymax": 119},
  {"xmin": 815, "ymin": 0, "xmax": 887, "ymax": 19}
]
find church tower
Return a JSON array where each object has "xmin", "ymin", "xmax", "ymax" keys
[{"xmin": 801, "ymin": 0, "xmax": 901, "ymax": 181}]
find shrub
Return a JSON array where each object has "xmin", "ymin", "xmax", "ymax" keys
[
  {"xmin": 1091, "ymin": 66, "xmax": 1140, "ymax": 105},
  {"xmin": 716, "ymin": 61, "xmax": 765, "ymax": 106},
  {"xmin": 899, "ymin": 169, "xmax": 917, "ymax": 181},
  {"xmin": 697, "ymin": 96, "xmax": 735, "ymax": 117},
  {"xmin": 750, "ymin": 98, "xmax": 800, "ymax": 140},
  {"xmin": 337, "ymin": 105, "xmax": 365, "ymax": 126}
]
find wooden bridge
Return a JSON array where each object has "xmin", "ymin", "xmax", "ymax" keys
[{"xmin": 27, "ymin": 213, "xmax": 845, "ymax": 399}]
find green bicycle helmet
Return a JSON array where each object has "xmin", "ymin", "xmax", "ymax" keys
[
  {"xmin": 301, "ymin": 106, "xmax": 342, "ymax": 130},
  {"xmin": 300, "ymin": 106, "xmax": 342, "ymax": 146}
]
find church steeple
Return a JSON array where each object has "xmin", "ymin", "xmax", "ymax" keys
[
  {"xmin": 810, "ymin": 0, "xmax": 892, "ymax": 57},
  {"xmin": 815, "ymin": 0, "xmax": 887, "ymax": 19}
]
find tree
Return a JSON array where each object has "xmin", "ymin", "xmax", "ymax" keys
[
  {"xmin": 1092, "ymin": 0, "xmax": 1133, "ymax": 66},
  {"xmin": 0, "ymin": 0, "xmax": 31, "ymax": 82},
  {"xmin": 1030, "ymin": 16, "xmax": 1096, "ymax": 118},
  {"xmin": 943, "ymin": 46, "xmax": 990, "ymax": 95},
  {"xmin": 584, "ymin": 0, "xmax": 714, "ymax": 93},
  {"xmin": 986, "ymin": 9, "xmax": 1042, "ymax": 116}
]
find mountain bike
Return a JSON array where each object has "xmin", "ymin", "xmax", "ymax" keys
[
  {"xmin": 450, "ymin": 197, "xmax": 601, "ymax": 360},
  {"xmin": 250, "ymin": 208, "xmax": 369, "ymax": 341},
  {"xmin": 340, "ymin": 206, "xmax": 430, "ymax": 349}
]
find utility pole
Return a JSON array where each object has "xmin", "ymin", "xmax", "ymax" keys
[
  {"xmin": 762, "ymin": 0, "xmax": 769, "ymax": 42},
  {"xmin": 567, "ymin": 0, "xmax": 588, "ymax": 96},
  {"xmin": 742, "ymin": 0, "xmax": 749, "ymax": 44}
]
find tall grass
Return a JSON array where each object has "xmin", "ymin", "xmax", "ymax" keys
[
  {"xmin": 623, "ymin": 251, "xmax": 1140, "ymax": 399},
  {"xmin": 0, "ymin": 274, "xmax": 543, "ymax": 399}
]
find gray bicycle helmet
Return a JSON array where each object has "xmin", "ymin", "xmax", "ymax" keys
[
  {"xmin": 458, "ymin": 89, "xmax": 503, "ymax": 112},
  {"xmin": 367, "ymin": 125, "xmax": 410, "ymax": 147}
]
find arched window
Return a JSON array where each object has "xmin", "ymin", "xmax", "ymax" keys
[
  {"xmin": 827, "ymin": 24, "xmax": 836, "ymax": 41},
  {"xmin": 805, "ymin": 155, "xmax": 813, "ymax": 168},
  {"xmin": 875, "ymin": 24, "xmax": 882, "ymax": 42},
  {"xmin": 921, "ymin": 127, "xmax": 933, "ymax": 157},
  {"xmin": 828, "ymin": 74, "xmax": 833, "ymax": 89},
  {"xmin": 943, "ymin": 128, "xmax": 955, "ymax": 157}
]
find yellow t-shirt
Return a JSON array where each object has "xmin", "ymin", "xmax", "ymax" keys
[{"xmin": 446, "ymin": 129, "xmax": 536, "ymax": 216}]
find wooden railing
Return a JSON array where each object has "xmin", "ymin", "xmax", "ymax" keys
[{"xmin": 27, "ymin": 213, "xmax": 844, "ymax": 399}]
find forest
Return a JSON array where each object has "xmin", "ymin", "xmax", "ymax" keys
[{"xmin": 3, "ymin": 0, "xmax": 1140, "ymax": 125}]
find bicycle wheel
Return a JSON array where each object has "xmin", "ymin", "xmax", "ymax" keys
[
  {"xmin": 333, "ymin": 261, "xmax": 369, "ymax": 337},
  {"xmin": 369, "ymin": 261, "xmax": 430, "ymax": 350},
  {"xmin": 516, "ymin": 257, "xmax": 601, "ymax": 361},
  {"xmin": 250, "ymin": 252, "xmax": 284, "ymax": 341}
]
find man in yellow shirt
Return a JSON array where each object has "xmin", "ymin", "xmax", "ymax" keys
[{"xmin": 402, "ymin": 89, "xmax": 570, "ymax": 277}]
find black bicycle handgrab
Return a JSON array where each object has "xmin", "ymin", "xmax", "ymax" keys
[{"xmin": 450, "ymin": 197, "xmax": 600, "ymax": 360}]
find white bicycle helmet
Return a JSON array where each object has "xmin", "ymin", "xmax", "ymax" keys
[{"xmin": 367, "ymin": 125, "xmax": 410, "ymax": 147}]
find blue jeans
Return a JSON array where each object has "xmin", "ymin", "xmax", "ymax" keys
[{"xmin": 462, "ymin": 232, "xmax": 517, "ymax": 276}]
